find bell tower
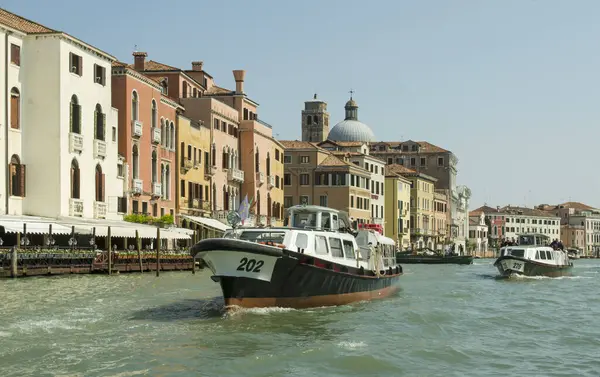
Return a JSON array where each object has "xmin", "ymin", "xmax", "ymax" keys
[{"xmin": 301, "ymin": 94, "xmax": 330, "ymax": 142}]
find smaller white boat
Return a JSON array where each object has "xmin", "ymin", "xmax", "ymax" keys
[{"xmin": 494, "ymin": 234, "xmax": 573, "ymax": 277}]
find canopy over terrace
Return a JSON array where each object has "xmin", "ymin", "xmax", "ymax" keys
[
  {"xmin": 0, "ymin": 216, "xmax": 73, "ymax": 235},
  {"xmin": 55, "ymin": 217, "xmax": 191, "ymax": 240},
  {"xmin": 180, "ymin": 214, "xmax": 231, "ymax": 235}
]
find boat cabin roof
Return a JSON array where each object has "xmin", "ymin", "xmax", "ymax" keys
[
  {"xmin": 516, "ymin": 233, "xmax": 550, "ymax": 246},
  {"xmin": 285, "ymin": 205, "xmax": 352, "ymax": 232}
]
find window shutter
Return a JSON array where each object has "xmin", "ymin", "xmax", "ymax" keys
[
  {"xmin": 20, "ymin": 164, "xmax": 26, "ymax": 197},
  {"xmin": 70, "ymin": 102, "xmax": 73, "ymax": 132},
  {"xmin": 94, "ymin": 110, "xmax": 97, "ymax": 139},
  {"xmin": 77, "ymin": 105, "xmax": 82, "ymax": 133},
  {"xmin": 78, "ymin": 55, "xmax": 83, "ymax": 75},
  {"xmin": 10, "ymin": 94, "xmax": 19, "ymax": 129},
  {"xmin": 7, "ymin": 164, "xmax": 12, "ymax": 196},
  {"xmin": 101, "ymin": 173, "xmax": 105, "ymax": 202},
  {"xmin": 102, "ymin": 113, "xmax": 106, "ymax": 140}
]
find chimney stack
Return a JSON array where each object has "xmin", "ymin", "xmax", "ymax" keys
[
  {"xmin": 133, "ymin": 51, "xmax": 148, "ymax": 71},
  {"xmin": 232, "ymin": 70, "xmax": 246, "ymax": 93},
  {"xmin": 191, "ymin": 61, "xmax": 204, "ymax": 71}
]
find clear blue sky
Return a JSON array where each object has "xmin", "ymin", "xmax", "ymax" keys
[{"xmin": 6, "ymin": 0, "xmax": 600, "ymax": 209}]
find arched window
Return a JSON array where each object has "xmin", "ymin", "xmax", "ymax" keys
[
  {"xmin": 266, "ymin": 152, "xmax": 271, "ymax": 176},
  {"xmin": 223, "ymin": 186, "xmax": 229, "ymax": 211},
  {"xmin": 70, "ymin": 95, "xmax": 81, "ymax": 134},
  {"xmin": 164, "ymin": 119, "xmax": 170, "ymax": 147},
  {"xmin": 161, "ymin": 164, "xmax": 166, "ymax": 199},
  {"xmin": 95, "ymin": 164, "xmax": 104, "ymax": 202},
  {"xmin": 211, "ymin": 144, "xmax": 216, "ymax": 166},
  {"xmin": 165, "ymin": 165, "xmax": 171, "ymax": 199},
  {"xmin": 212, "ymin": 184, "xmax": 217, "ymax": 211},
  {"xmin": 131, "ymin": 91, "xmax": 139, "ymax": 121},
  {"xmin": 132, "ymin": 144, "xmax": 139, "ymax": 179},
  {"xmin": 161, "ymin": 118, "xmax": 166, "ymax": 146},
  {"xmin": 306, "ymin": 115, "xmax": 312, "ymax": 125},
  {"xmin": 180, "ymin": 142, "xmax": 185, "ymax": 166},
  {"xmin": 10, "ymin": 88, "xmax": 20, "ymax": 130},
  {"xmin": 314, "ymin": 116, "xmax": 319, "ymax": 124},
  {"xmin": 267, "ymin": 194, "xmax": 272, "ymax": 219},
  {"xmin": 170, "ymin": 122, "xmax": 175, "ymax": 150},
  {"xmin": 94, "ymin": 104, "xmax": 105, "ymax": 140},
  {"xmin": 9, "ymin": 154, "xmax": 25, "ymax": 197},
  {"xmin": 182, "ymin": 81, "xmax": 188, "ymax": 98},
  {"xmin": 256, "ymin": 190, "xmax": 261, "ymax": 216},
  {"xmin": 243, "ymin": 108, "xmax": 248, "ymax": 120},
  {"xmin": 255, "ymin": 149, "xmax": 260, "ymax": 172},
  {"xmin": 71, "ymin": 158, "xmax": 80, "ymax": 199},
  {"xmin": 151, "ymin": 150, "xmax": 157, "ymax": 183},
  {"xmin": 151, "ymin": 99, "xmax": 157, "ymax": 129}
]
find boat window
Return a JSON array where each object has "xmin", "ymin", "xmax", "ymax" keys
[
  {"xmin": 332, "ymin": 214, "xmax": 339, "ymax": 230},
  {"xmin": 293, "ymin": 213, "xmax": 316, "ymax": 228},
  {"xmin": 509, "ymin": 249, "xmax": 525, "ymax": 257},
  {"xmin": 545, "ymin": 251, "xmax": 553, "ymax": 260},
  {"xmin": 539, "ymin": 251, "xmax": 547, "ymax": 260},
  {"xmin": 329, "ymin": 237, "xmax": 344, "ymax": 258},
  {"xmin": 239, "ymin": 231, "xmax": 286, "ymax": 244},
  {"xmin": 315, "ymin": 235, "xmax": 328, "ymax": 255},
  {"xmin": 322, "ymin": 212, "xmax": 331, "ymax": 230},
  {"xmin": 535, "ymin": 250, "xmax": 539, "ymax": 259},
  {"xmin": 342, "ymin": 240, "xmax": 355, "ymax": 259},
  {"xmin": 295, "ymin": 233, "xmax": 308, "ymax": 250}
]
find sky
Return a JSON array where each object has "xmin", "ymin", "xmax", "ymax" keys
[{"xmin": 6, "ymin": 0, "xmax": 600, "ymax": 209}]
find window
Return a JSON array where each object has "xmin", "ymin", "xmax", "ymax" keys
[
  {"xmin": 300, "ymin": 195, "xmax": 309, "ymax": 205},
  {"xmin": 94, "ymin": 104, "xmax": 105, "ymax": 140},
  {"xmin": 315, "ymin": 235, "xmax": 328, "ymax": 255},
  {"xmin": 132, "ymin": 144, "xmax": 139, "ymax": 179},
  {"xmin": 94, "ymin": 64, "xmax": 106, "ymax": 85},
  {"xmin": 438, "ymin": 157, "xmax": 444, "ymax": 166},
  {"xmin": 181, "ymin": 179, "xmax": 186, "ymax": 197},
  {"xmin": 117, "ymin": 162, "xmax": 124, "ymax": 178},
  {"xmin": 275, "ymin": 149, "xmax": 280, "ymax": 161},
  {"xmin": 214, "ymin": 119, "xmax": 219, "ymax": 131},
  {"xmin": 284, "ymin": 155, "xmax": 292, "ymax": 164},
  {"xmin": 410, "ymin": 158, "xmax": 416, "ymax": 166},
  {"xmin": 10, "ymin": 44, "xmax": 20, "ymax": 66},
  {"xmin": 151, "ymin": 100, "xmax": 157, "ymax": 129},
  {"xmin": 188, "ymin": 145, "xmax": 192, "ymax": 161},
  {"xmin": 112, "ymin": 127, "xmax": 117, "ymax": 142},
  {"xmin": 10, "ymin": 88, "xmax": 19, "ymax": 129},
  {"xmin": 319, "ymin": 195, "xmax": 328, "ymax": 207},
  {"xmin": 420, "ymin": 157, "xmax": 426, "ymax": 166},
  {"xmin": 95, "ymin": 164, "xmax": 105, "ymax": 202},
  {"xmin": 152, "ymin": 150, "xmax": 157, "ymax": 183},
  {"xmin": 9, "ymin": 155, "xmax": 25, "ymax": 197},
  {"xmin": 266, "ymin": 153, "xmax": 271, "ymax": 176},
  {"xmin": 69, "ymin": 95, "xmax": 81, "ymax": 134},
  {"xmin": 342, "ymin": 240, "xmax": 355, "ymax": 259},
  {"xmin": 300, "ymin": 174, "xmax": 309, "ymax": 185},
  {"xmin": 276, "ymin": 176, "xmax": 280, "ymax": 188},
  {"xmin": 131, "ymin": 91, "xmax": 139, "ymax": 121},
  {"xmin": 300, "ymin": 156, "xmax": 309, "ymax": 163},
  {"xmin": 70, "ymin": 158, "xmax": 80, "ymax": 199},
  {"xmin": 255, "ymin": 150, "xmax": 260, "ymax": 172},
  {"xmin": 284, "ymin": 196, "xmax": 293, "ymax": 208},
  {"xmin": 329, "ymin": 237, "xmax": 344, "ymax": 258},
  {"xmin": 69, "ymin": 52, "xmax": 82, "ymax": 76}
]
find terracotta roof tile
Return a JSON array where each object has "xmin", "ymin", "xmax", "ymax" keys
[
  {"xmin": 206, "ymin": 85, "xmax": 232, "ymax": 95},
  {"xmin": 112, "ymin": 61, "xmax": 128, "ymax": 67},
  {"xmin": 319, "ymin": 140, "xmax": 365, "ymax": 147},
  {"xmin": 332, "ymin": 151, "xmax": 362, "ymax": 157},
  {"xmin": 318, "ymin": 155, "xmax": 352, "ymax": 167},
  {"xmin": 279, "ymin": 140, "xmax": 320, "ymax": 149},
  {"xmin": 373, "ymin": 140, "xmax": 449, "ymax": 154},
  {"xmin": 385, "ymin": 164, "xmax": 417, "ymax": 176},
  {"xmin": 0, "ymin": 8, "xmax": 55, "ymax": 33},
  {"xmin": 558, "ymin": 201, "xmax": 596, "ymax": 211}
]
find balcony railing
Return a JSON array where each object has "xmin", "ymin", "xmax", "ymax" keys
[
  {"xmin": 69, "ymin": 198, "xmax": 84, "ymax": 217},
  {"xmin": 267, "ymin": 175, "xmax": 275, "ymax": 188},
  {"xmin": 151, "ymin": 127, "xmax": 161, "ymax": 144},
  {"xmin": 94, "ymin": 201, "xmax": 107, "ymax": 219},
  {"xmin": 256, "ymin": 172, "xmax": 265, "ymax": 185},
  {"xmin": 132, "ymin": 179, "xmax": 143, "ymax": 194},
  {"xmin": 152, "ymin": 182, "xmax": 162, "ymax": 197},
  {"xmin": 93, "ymin": 139, "xmax": 106, "ymax": 159},
  {"xmin": 131, "ymin": 120, "xmax": 143, "ymax": 137},
  {"xmin": 204, "ymin": 165, "xmax": 216, "ymax": 176},
  {"xmin": 228, "ymin": 168, "xmax": 245, "ymax": 183},
  {"xmin": 181, "ymin": 159, "xmax": 193, "ymax": 172},
  {"xmin": 69, "ymin": 133, "xmax": 84, "ymax": 153}
]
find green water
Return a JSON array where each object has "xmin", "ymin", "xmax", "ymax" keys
[{"xmin": 1, "ymin": 260, "xmax": 600, "ymax": 377}]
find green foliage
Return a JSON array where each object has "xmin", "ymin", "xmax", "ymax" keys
[{"xmin": 123, "ymin": 214, "xmax": 175, "ymax": 226}]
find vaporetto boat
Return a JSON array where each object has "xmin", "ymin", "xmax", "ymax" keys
[
  {"xmin": 494, "ymin": 234, "xmax": 573, "ymax": 277},
  {"xmin": 190, "ymin": 205, "xmax": 402, "ymax": 309}
]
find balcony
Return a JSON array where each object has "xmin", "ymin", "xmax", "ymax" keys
[
  {"xmin": 69, "ymin": 133, "xmax": 83, "ymax": 153},
  {"xmin": 257, "ymin": 215, "xmax": 267, "ymax": 225},
  {"xmin": 94, "ymin": 139, "xmax": 106, "ymax": 159},
  {"xmin": 267, "ymin": 175, "xmax": 275, "ymax": 188},
  {"xmin": 94, "ymin": 201, "xmax": 107, "ymax": 219},
  {"xmin": 269, "ymin": 216, "xmax": 278, "ymax": 225},
  {"xmin": 152, "ymin": 182, "xmax": 162, "ymax": 197},
  {"xmin": 204, "ymin": 165, "xmax": 216, "ymax": 177},
  {"xmin": 69, "ymin": 198, "xmax": 84, "ymax": 217},
  {"xmin": 181, "ymin": 159, "xmax": 193, "ymax": 173},
  {"xmin": 131, "ymin": 120, "xmax": 143, "ymax": 138},
  {"xmin": 132, "ymin": 179, "xmax": 143, "ymax": 195},
  {"xmin": 151, "ymin": 127, "xmax": 161, "ymax": 144},
  {"xmin": 228, "ymin": 168, "xmax": 245, "ymax": 183},
  {"xmin": 256, "ymin": 172, "xmax": 265, "ymax": 185}
]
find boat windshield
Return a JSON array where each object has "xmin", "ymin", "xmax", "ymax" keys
[
  {"xmin": 509, "ymin": 249, "xmax": 525, "ymax": 257},
  {"xmin": 238, "ymin": 231, "xmax": 286, "ymax": 244},
  {"xmin": 292, "ymin": 213, "xmax": 317, "ymax": 228}
]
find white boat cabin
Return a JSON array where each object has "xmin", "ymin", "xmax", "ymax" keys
[
  {"xmin": 500, "ymin": 234, "xmax": 569, "ymax": 266},
  {"xmin": 223, "ymin": 205, "xmax": 398, "ymax": 270}
]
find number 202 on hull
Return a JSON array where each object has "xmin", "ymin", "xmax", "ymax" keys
[{"xmin": 191, "ymin": 238, "xmax": 402, "ymax": 309}]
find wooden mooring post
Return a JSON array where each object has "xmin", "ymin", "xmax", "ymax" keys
[
  {"xmin": 107, "ymin": 226, "xmax": 112, "ymax": 275},
  {"xmin": 192, "ymin": 229, "xmax": 198, "ymax": 275},
  {"xmin": 156, "ymin": 227, "xmax": 161, "ymax": 277},
  {"xmin": 136, "ymin": 230, "xmax": 143, "ymax": 273}
]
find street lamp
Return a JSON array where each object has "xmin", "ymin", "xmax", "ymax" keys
[
  {"xmin": 20, "ymin": 236, "xmax": 30, "ymax": 248},
  {"xmin": 46, "ymin": 236, "xmax": 56, "ymax": 249},
  {"xmin": 68, "ymin": 237, "xmax": 78, "ymax": 249}
]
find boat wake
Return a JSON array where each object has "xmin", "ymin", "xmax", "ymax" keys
[{"xmin": 508, "ymin": 274, "xmax": 591, "ymax": 281}]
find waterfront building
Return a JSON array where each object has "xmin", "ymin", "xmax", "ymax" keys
[
  {"xmin": 386, "ymin": 164, "xmax": 437, "ymax": 250},
  {"xmin": 370, "ymin": 140, "xmax": 470, "ymax": 251},
  {"xmin": 0, "ymin": 9, "xmax": 123, "ymax": 221},
  {"xmin": 433, "ymin": 191, "xmax": 449, "ymax": 248},
  {"xmin": 384, "ymin": 168, "xmax": 411, "ymax": 249},
  {"xmin": 112, "ymin": 57, "xmax": 181, "ymax": 218},
  {"xmin": 468, "ymin": 212, "xmax": 488, "ymax": 256},
  {"xmin": 561, "ymin": 224, "xmax": 585, "ymax": 250},
  {"xmin": 317, "ymin": 140, "xmax": 386, "ymax": 229},
  {"xmin": 281, "ymin": 141, "xmax": 372, "ymax": 226}
]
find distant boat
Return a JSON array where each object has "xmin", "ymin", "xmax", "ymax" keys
[
  {"xmin": 494, "ymin": 234, "xmax": 573, "ymax": 277},
  {"xmin": 395, "ymin": 250, "xmax": 474, "ymax": 265}
]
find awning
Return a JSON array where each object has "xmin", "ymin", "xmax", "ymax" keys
[
  {"xmin": 55, "ymin": 218, "xmax": 191, "ymax": 240},
  {"xmin": 181, "ymin": 214, "xmax": 231, "ymax": 232},
  {"xmin": 0, "ymin": 220, "xmax": 73, "ymax": 235}
]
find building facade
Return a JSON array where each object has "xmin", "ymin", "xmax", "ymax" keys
[
  {"xmin": 112, "ymin": 59, "xmax": 179, "ymax": 218},
  {"xmin": 433, "ymin": 191, "xmax": 448, "ymax": 248},
  {"xmin": 384, "ymin": 169, "xmax": 411, "ymax": 249},
  {"xmin": 468, "ymin": 213, "xmax": 488, "ymax": 256},
  {"xmin": 561, "ymin": 224, "xmax": 585, "ymax": 251},
  {"xmin": 301, "ymin": 95, "xmax": 330, "ymax": 142}
]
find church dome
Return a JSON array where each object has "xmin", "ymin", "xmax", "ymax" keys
[{"xmin": 327, "ymin": 96, "xmax": 376, "ymax": 142}]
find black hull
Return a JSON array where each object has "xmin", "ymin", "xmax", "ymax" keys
[
  {"xmin": 494, "ymin": 256, "xmax": 573, "ymax": 277},
  {"xmin": 396, "ymin": 254, "xmax": 474, "ymax": 265},
  {"xmin": 191, "ymin": 239, "xmax": 402, "ymax": 309}
]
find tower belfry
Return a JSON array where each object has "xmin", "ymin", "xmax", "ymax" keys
[{"xmin": 301, "ymin": 94, "xmax": 330, "ymax": 142}]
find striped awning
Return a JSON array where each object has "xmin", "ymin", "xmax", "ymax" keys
[{"xmin": 0, "ymin": 220, "xmax": 73, "ymax": 235}]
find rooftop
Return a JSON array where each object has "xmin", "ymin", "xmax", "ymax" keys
[
  {"xmin": 0, "ymin": 8, "xmax": 55, "ymax": 33},
  {"xmin": 372, "ymin": 141, "xmax": 449, "ymax": 154}
]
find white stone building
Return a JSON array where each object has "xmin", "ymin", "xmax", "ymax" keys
[
  {"xmin": 567, "ymin": 213, "xmax": 600, "ymax": 256},
  {"xmin": 468, "ymin": 212, "xmax": 488, "ymax": 255},
  {"xmin": 0, "ymin": 9, "xmax": 123, "ymax": 221}
]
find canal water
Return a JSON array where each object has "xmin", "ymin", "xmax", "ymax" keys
[{"xmin": 1, "ymin": 260, "xmax": 600, "ymax": 377}]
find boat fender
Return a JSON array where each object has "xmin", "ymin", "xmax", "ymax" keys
[{"xmin": 359, "ymin": 266, "xmax": 364, "ymax": 275}]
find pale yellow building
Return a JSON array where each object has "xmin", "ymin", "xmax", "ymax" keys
[
  {"xmin": 384, "ymin": 168, "xmax": 411, "ymax": 249},
  {"xmin": 433, "ymin": 191, "xmax": 448, "ymax": 249},
  {"xmin": 281, "ymin": 141, "xmax": 372, "ymax": 227}
]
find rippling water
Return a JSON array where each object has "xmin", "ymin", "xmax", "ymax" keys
[{"xmin": 1, "ymin": 260, "xmax": 600, "ymax": 376}]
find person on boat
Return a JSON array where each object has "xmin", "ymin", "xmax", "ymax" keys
[{"xmin": 557, "ymin": 240, "xmax": 564, "ymax": 251}]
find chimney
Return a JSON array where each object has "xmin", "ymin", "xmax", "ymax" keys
[
  {"xmin": 191, "ymin": 61, "xmax": 204, "ymax": 71},
  {"xmin": 133, "ymin": 51, "xmax": 148, "ymax": 71},
  {"xmin": 233, "ymin": 70, "xmax": 246, "ymax": 93}
]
